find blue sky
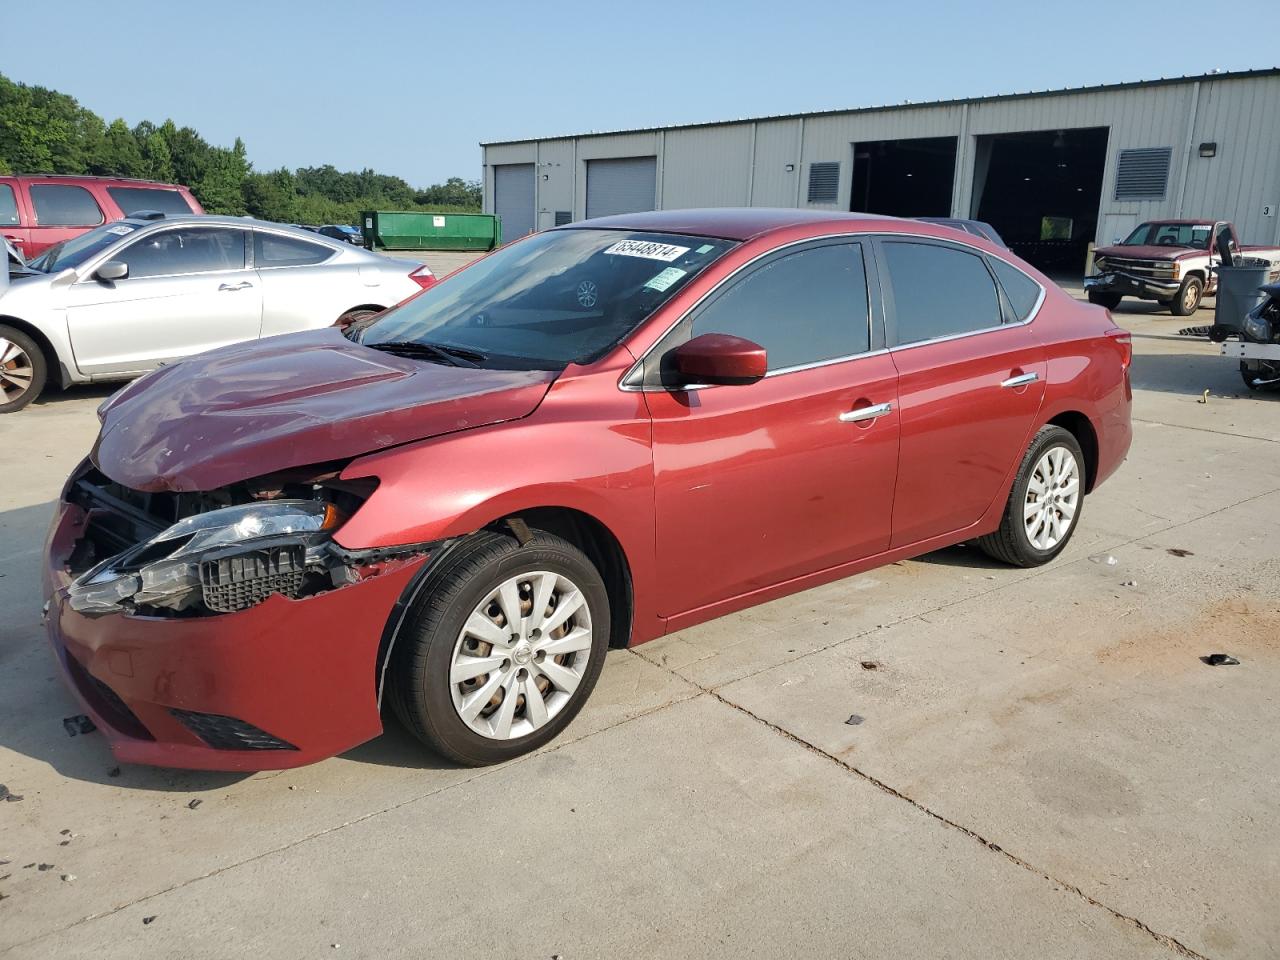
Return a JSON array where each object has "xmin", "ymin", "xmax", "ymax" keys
[{"xmin": 2, "ymin": 0, "xmax": 1276, "ymax": 188}]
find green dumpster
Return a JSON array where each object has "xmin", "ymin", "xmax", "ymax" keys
[{"xmin": 361, "ymin": 211, "xmax": 502, "ymax": 251}]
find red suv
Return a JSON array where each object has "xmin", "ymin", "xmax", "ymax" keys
[
  {"xmin": 0, "ymin": 175, "xmax": 203, "ymax": 259},
  {"xmin": 43, "ymin": 209, "xmax": 1132, "ymax": 771}
]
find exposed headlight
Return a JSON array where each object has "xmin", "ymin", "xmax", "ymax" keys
[{"xmin": 68, "ymin": 500, "xmax": 344, "ymax": 616}]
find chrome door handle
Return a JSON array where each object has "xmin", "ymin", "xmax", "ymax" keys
[
  {"xmin": 839, "ymin": 402, "xmax": 893, "ymax": 423},
  {"xmin": 218, "ymin": 281, "xmax": 253, "ymax": 292},
  {"xmin": 1000, "ymin": 372, "xmax": 1039, "ymax": 389}
]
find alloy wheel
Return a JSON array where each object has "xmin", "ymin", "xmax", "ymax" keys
[
  {"xmin": 449, "ymin": 571, "xmax": 593, "ymax": 740},
  {"xmin": 0, "ymin": 337, "xmax": 35, "ymax": 404},
  {"xmin": 1023, "ymin": 445, "xmax": 1080, "ymax": 550}
]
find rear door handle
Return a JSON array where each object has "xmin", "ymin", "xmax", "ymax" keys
[
  {"xmin": 839, "ymin": 402, "xmax": 893, "ymax": 423},
  {"xmin": 218, "ymin": 281, "xmax": 253, "ymax": 292},
  {"xmin": 1000, "ymin": 372, "xmax": 1039, "ymax": 389}
]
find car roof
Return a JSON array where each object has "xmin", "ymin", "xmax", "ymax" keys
[
  {"xmin": 1145, "ymin": 219, "xmax": 1216, "ymax": 226},
  {"xmin": 119, "ymin": 214, "xmax": 348, "ymax": 240},
  {"xmin": 558, "ymin": 208, "xmax": 892, "ymax": 241},
  {"xmin": 0, "ymin": 174, "xmax": 190, "ymax": 188}
]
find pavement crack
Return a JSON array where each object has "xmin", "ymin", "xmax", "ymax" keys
[{"xmin": 704, "ymin": 688, "xmax": 1214, "ymax": 960}]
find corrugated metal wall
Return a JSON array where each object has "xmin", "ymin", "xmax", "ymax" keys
[{"xmin": 483, "ymin": 74, "xmax": 1280, "ymax": 247}]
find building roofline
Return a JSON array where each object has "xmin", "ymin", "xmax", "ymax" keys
[{"xmin": 480, "ymin": 67, "xmax": 1280, "ymax": 147}]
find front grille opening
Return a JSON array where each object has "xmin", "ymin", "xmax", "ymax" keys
[
  {"xmin": 199, "ymin": 543, "xmax": 307, "ymax": 613},
  {"xmin": 170, "ymin": 709, "xmax": 298, "ymax": 751},
  {"xmin": 64, "ymin": 654, "xmax": 154, "ymax": 741}
]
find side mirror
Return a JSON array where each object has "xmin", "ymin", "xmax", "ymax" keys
[
  {"xmin": 672, "ymin": 333, "xmax": 767, "ymax": 387},
  {"xmin": 96, "ymin": 261, "xmax": 129, "ymax": 282}
]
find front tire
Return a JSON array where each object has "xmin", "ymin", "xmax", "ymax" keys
[
  {"xmin": 976, "ymin": 426, "xmax": 1084, "ymax": 567},
  {"xmin": 1087, "ymin": 291, "xmax": 1122, "ymax": 310},
  {"xmin": 0, "ymin": 324, "xmax": 47, "ymax": 414},
  {"xmin": 1170, "ymin": 276, "xmax": 1204, "ymax": 316},
  {"xmin": 389, "ymin": 528, "xmax": 610, "ymax": 766}
]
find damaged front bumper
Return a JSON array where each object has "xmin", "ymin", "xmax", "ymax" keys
[
  {"xmin": 43, "ymin": 486, "xmax": 434, "ymax": 771},
  {"xmin": 1085, "ymin": 271, "xmax": 1181, "ymax": 301}
]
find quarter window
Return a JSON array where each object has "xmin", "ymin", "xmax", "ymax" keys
[
  {"xmin": 117, "ymin": 228, "xmax": 246, "ymax": 278},
  {"xmin": 689, "ymin": 243, "xmax": 870, "ymax": 371},
  {"xmin": 882, "ymin": 241, "xmax": 1002, "ymax": 345},
  {"xmin": 989, "ymin": 258, "xmax": 1042, "ymax": 322},
  {"xmin": 254, "ymin": 232, "xmax": 332, "ymax": 267},
  {"xmin": 106, "ymin": 186, "xmax": 196, "ymax": 217},
  {"xmin": 0, "ymin": 184, "xmax": 18, "ymax": 226},
  {"xmin": 30, "ymin": 184, "xmax": 104, "ymax": 227}
]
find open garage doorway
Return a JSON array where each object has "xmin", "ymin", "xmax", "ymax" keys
[
  {"xmin": 970, "ymin": 127, "xmax": 1108, "ymax": 276},
  {"xmin": 851, "ymin": 137, "xmax": 956, "ymax": 217}
]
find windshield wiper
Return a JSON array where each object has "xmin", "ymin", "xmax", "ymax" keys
[{"xmin": 364, "ymin": 341, "xmax": 484, "ymax": 368}]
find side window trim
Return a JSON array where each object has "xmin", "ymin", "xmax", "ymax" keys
[
  {"xmin": 627, "ymin": 236, "xmax": 886, "ymax": 390},
  {"xmin": 872, "ymin": 235, "xmax": 1038, "ymax": 352}
]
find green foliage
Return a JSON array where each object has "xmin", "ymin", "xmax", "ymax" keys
[{"xmin": 0, "ymin": 71, "xmax": 479, "ymax": 223}]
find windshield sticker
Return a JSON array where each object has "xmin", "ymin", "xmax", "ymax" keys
[
  {"xmin": 644, "ymin": 267, "xmax": 687, "ymax": 292},
  {"xmin": 695, "ymin": 244, "xmax": 714, "ymax": 254},
  {"xmin": 604, "ymin": 239, "xmax": 690, "ymax": 262},
  {"xmin": 106, "ymin": 225, "xmax": 135, "ymax": 236},
  {"xmin": 576, "ymin": 280, "xmax": 599, "ymax": 307}
]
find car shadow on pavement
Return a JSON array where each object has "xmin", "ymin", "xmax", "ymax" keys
[
  {"xmin": 1128, "ymin": 341, "xmax": 1280, "ymax": 399},
  {"xmin": 31, "ymin": 382, "xmax": 117, "ymax": 409}
]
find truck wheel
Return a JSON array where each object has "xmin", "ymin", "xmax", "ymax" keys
[
  {"xmin": 1087, "ymin": 291, "xmax": 1122, "ymax": 310},
  {"xmin": 0, "ymin": 324, "xmax": 47, "ymax": 414},
  {"xmin": 389, "ymin": 528, "xmax": 609, "ymax": 766},
  {"xmin": 1170, "ymin": 277, "xmax": 1204, "ymax": 316}
]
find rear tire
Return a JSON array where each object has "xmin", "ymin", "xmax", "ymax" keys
[
  {"xmin": 0, "ymin": 324, "xmax": 47, "ymax": 414},
  {"xmin": 1087, "ymin": 291, "xmax": 1122, "ymax": 310},
  {"xmin": 1170, "ymin": 276, "xmax": 1204, "ymax": 316},
  {"xmin": 976, "ymin": 426, "xmax": 1084, "ymax": 568},
  {"xmin": 389, "ymin": 528, "xmax": 609, "ymax": 766},
  {"xmin": 1241, "ymin": 361, "xmax": 1280, "ymax": 392}
]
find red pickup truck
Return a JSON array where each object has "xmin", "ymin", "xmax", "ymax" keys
[
  {"xmin": 1084, "ymin": 219, "xmax": 1280, "ymax": 315},
  {"xmin": 0, "ymin": 174, "xmax": 203, "ymax": 260}
]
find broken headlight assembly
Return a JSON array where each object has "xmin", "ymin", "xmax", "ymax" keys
[{"xmin": 68, "ymin": 500, "xmax": 347, "ymax": 616}]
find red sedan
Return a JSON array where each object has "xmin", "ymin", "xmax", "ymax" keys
[{"xmin": 43, "ymin": 209, "xmax": 1132, "ymax": 769}]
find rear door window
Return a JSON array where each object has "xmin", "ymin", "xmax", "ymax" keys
[
  {"xmin": 254, "ymin": 232, "xmax": 333, "ymax": 267},
  {"xmin": 881, "ymin": 240, "xmax": 1002, "ymax": 346},
  {"xmin": 686, "ymin": 241, "xmax": 871, "ymax": 372},
  {"xmin": 30, "ymin": 184, "xmax": 105, "ymax": 227},
  {"xmin": 106, "ymin": 186, "xmax": 196, "ymax": 217},
  {"xmin": 0, "ymin": 184, "xmax": 19, "ymax": 226},
  {"xmin": 988, "ymin": 258, "xmax": 1042, "ymax": 321},
  {"xmin": 116, "ymin": 227, "xmax": 247, "ymax": 278}
]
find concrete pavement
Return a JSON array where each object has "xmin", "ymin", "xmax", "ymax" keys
[{"xmin": 1, "ymin": 291, "xmax": 1277, "ymax": 959}]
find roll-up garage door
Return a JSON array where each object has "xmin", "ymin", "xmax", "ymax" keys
[
  {"xmin": 494, "ymin": 163, "xmax": 535, "ymax": 242},
  {"xmin": 586, "ymin": 157, "xmax": 657, "ymax": 219}
]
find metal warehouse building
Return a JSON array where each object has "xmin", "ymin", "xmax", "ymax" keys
[{"xmin": 481, "ymin": 68, "xmax": 1280, "ymax": 274}]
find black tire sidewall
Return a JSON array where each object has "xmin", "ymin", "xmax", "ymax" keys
[
  {"xmin": 0, "ymin": 324, "xmax": 48, "ymax": 413},
  {"xmin": 395, "ymin": 532, "xmax": 610, "ymax": 766},
  {"xmin": 1008, "ymin": 427, "xmax": 1085, "ymax": 564}
]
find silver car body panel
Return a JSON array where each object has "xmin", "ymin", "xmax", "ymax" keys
[{"xmin": 0, "ymin": 215, "xmax": 424, "ymax": 384}]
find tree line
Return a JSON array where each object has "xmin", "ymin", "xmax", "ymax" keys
[{"xmin": 0, "ymin": 72, "xmax": 480, "ymax": 224}]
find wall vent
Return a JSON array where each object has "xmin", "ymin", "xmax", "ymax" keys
[
  {"xmin": 1114, "ymin": 147, "xmax": 1172, "ymax": 201},
  {"xmin": 807, "ymin": 162, "xmax": 841, "ymax": 204},
  {"xmin": 554, "ymin": 210, "xmax": 572, "ymax": 226}
]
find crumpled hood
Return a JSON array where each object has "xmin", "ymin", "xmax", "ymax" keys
[
  {"xmin": 93, "ymin": 329, "xmax": 558, "ymax": 492},
  {"xmin": 1094, "ymin": 245, "xmax": 1198, "ymax": 262}
]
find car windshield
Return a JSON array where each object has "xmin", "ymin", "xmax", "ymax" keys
[
  {"xmin": 28, "ymin": 221, "xmax": 139, "ymax": 272},
  {"xmin": 360, "ymin": 229, "xmax": 737, "ymax": 369},
  {"xmin": 1122, "ymin": 222, "xmax": 1212, "ymax": 249}
]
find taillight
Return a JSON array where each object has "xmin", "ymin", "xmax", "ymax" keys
[
  {"xmin": 1106, "ymin": 327, "xmax": 1132, "ymax": 370},
  {"xmin": 410, "ymin": 265, "xmax": 436, "ymax": 290}
]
